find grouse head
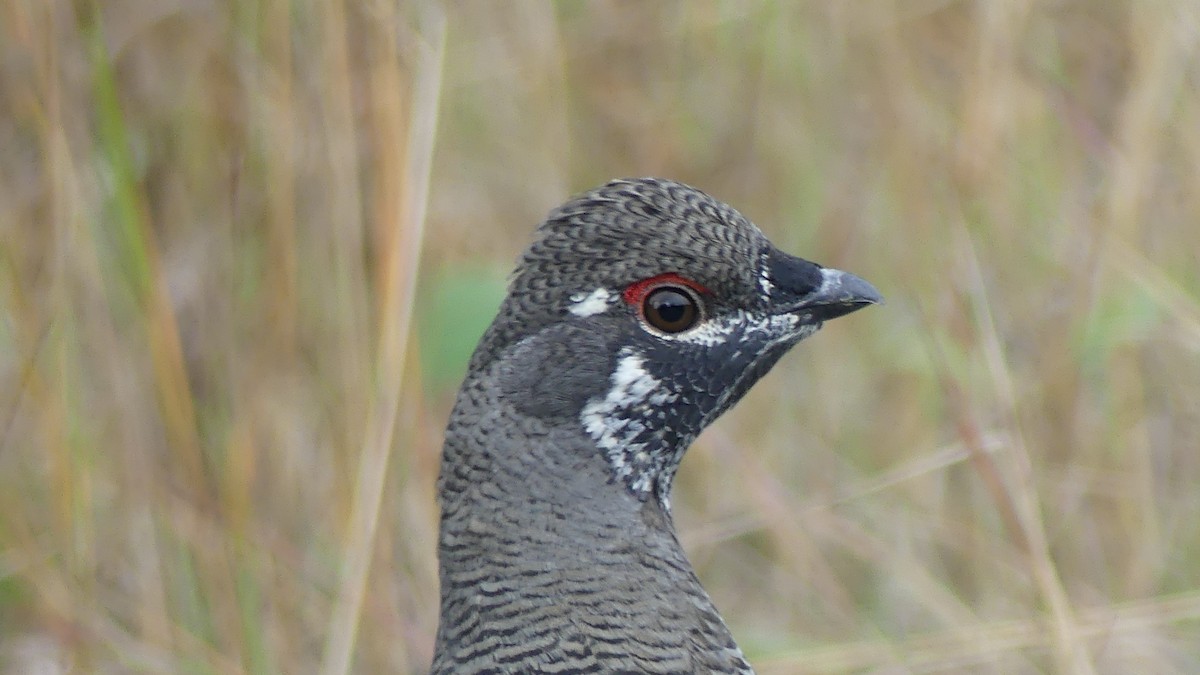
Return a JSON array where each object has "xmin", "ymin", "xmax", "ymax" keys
[
  {"xmin": 434, "ymin": 178, "xmax": 880, "ymax": 674},
  {"xmin": 458, "ymin": 177, "xmax": 880, "ymax": 507}
]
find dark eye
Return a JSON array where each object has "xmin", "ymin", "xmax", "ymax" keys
[{"xmin": 643, "ymin": 286, "xmax": 701, "ymax": 333}]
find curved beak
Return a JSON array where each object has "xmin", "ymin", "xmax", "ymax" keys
[{"xmin": 785, "ymin": 267, "xmax": 883, "ymax": 323}]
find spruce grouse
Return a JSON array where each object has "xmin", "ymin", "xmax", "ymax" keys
[{"xmin": 433, "ymin": 178, "xmax": 881, "ymax": 673}]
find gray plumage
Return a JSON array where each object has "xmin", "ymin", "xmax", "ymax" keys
[{"xmin": 433, "ymin": 178, "xmax": 880, "ymax": 673}]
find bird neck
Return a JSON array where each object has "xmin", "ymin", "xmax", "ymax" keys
[
  {"xmin": 437, "ymin": 370, "xmax": 689, "ymax": 570},
  {"xmin": 432, "ymin": 328, "xmax": 752, "ymax": 672}
]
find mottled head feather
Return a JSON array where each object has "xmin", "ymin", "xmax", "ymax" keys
[{"xmin": 473, "ymin": 178, "xmax": 773, "ymax": 371}]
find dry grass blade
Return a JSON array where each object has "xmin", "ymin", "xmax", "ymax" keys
[
  {"xmin": 756, "ymin": 590, "xmax": 1200, "ymax": 674},
  {"xmin": 2, "ymin": 1, "xmax": 1199, "ymax": 672},
  {"xmin": 319, "ymin": 7, "xmax": 447, "ymax": 675}
]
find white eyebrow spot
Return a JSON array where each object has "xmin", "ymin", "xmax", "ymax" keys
[{"xmin": 568, "ymin": 287, "xmax": 614, "ymax": 317}]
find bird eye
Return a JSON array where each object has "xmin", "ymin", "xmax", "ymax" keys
[{"xmin": 642, "ymin": 286, "xmax": 701, "ymax": 333}]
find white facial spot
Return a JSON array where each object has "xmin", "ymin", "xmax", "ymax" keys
[
  {"xmin": 759, "ymin": 265, "xmax": 773, "ymax": 297},
  {"xmin": 669, "ymin": 313, "xmax": 739, "ymax": 347},
  {"xmin": 568, "ymin": 287, "xmax": 613, "ymax": 317},
  {"xmin": 662, "ymin": 310, "xmax": 802, "ymax": 347}
]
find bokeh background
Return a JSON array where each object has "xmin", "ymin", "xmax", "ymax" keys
[{"xmin": 4, "ymin": 1, "xmax": 1200, "ymax": 673}]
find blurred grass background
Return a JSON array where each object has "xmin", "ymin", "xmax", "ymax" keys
[{"xmin": 3, "ymin": 1, "xmax": 1200, "ymax": 673}]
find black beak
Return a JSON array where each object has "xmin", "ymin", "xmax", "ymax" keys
[
  {"xmin": 766, "ymin": 249, "xmax": 882, "ymax": 323},
  {"xmin": 790, "ymin": 267, "xmax": 883, "ymax": 322}
]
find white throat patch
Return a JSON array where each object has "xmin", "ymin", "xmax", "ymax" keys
[{"xmin": 580, "ymin": 349, "xmax": 678, "ymax": 497}]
